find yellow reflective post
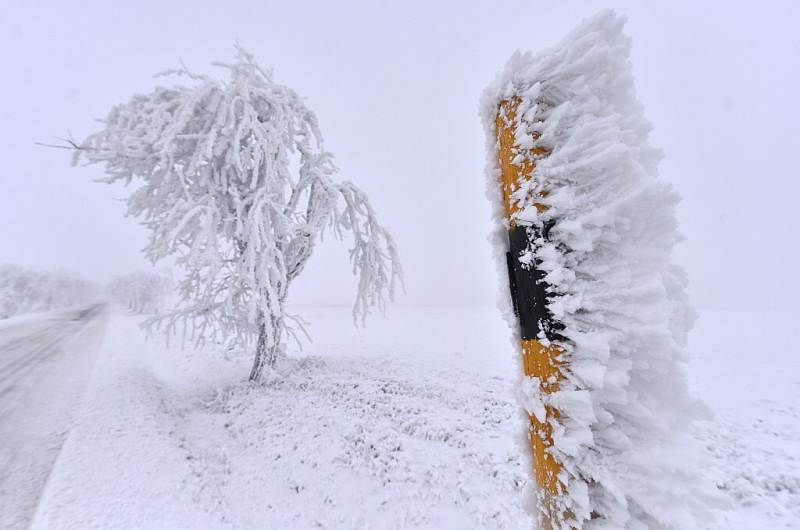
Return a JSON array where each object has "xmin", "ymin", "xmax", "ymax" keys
[{"xmin": 496, "ymin": 97, "xmax": 570, "ymax": 530}]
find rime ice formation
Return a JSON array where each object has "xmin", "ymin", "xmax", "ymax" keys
[{"xmin": 481, "ymin": 11, "xmax": 719, "ymax": 529}]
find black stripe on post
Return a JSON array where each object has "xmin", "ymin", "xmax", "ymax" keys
[{"xmin": 506, "ymin": 223, "xmax": 564, "ymax": 342}]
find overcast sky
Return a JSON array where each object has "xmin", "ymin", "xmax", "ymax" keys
[{"xmin": 0, "ymin": 0, "xmax": 797, "ymax": 310}]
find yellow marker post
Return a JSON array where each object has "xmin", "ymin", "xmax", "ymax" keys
[{"xmin": 496, "ymin": 98, "xmax": 570, "ymax": 530}]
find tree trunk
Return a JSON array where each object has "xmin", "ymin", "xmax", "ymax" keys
[{"xmin": 248, "ymin": 313, "xmax": 281, "ymax": 381}]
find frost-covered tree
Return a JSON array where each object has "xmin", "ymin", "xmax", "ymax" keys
[
  {"xmin": 107, "ymin": 270, "xmax": 173, "ymax": 315},
  {"xmin": 482, "ymin": 11, "xmax": 719, "ymax": 529},
  {"xmin": 0, "ymin": 264, "xmax": 39, "ymax": 318},
  {"xmin": 70, "ymin": 48, "xmax": 401, "ymax": 380}
]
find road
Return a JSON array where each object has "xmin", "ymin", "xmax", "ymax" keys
[{"xmin": 0, "ymin": 305, "xmax": 108, "ymax": 530}]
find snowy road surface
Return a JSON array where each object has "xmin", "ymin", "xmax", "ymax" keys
[{"xmin": 0, "ymin": 305, "xmax": 107, "ymax": 530}]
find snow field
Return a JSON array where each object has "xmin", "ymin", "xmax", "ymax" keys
[
  {"xmin": 689, "ymin": 310, "xmax": 800, "ymax": 528},
  {"xmin": 33, "ymin": 306, "xmax": 800, "ymax": 529},
  {"xmin": 34, "ymin": 307, "xmax": 533, "ymax": 529}
]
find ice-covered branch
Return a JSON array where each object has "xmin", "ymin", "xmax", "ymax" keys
[{"xmin": 334, "ymin": 182, "xmax": 403, "ymax": 324}]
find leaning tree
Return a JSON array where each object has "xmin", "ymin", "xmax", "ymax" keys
[{"xmin": 69, "ymin": 48, "xmax": 402, "ymax": 381}]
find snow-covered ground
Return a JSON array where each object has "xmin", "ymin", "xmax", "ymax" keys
[
  {"xmin": 690, "ymin": 309, "xmax": 800, "ymax": 528},
  {"xmin": 22, "ymin": 305, "xmax": 800, "ymax": 529}
]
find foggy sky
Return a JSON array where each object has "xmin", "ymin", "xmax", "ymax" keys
[{"xmin": 0, "ymin": 0, "xmax": 797, "ymax": 310}]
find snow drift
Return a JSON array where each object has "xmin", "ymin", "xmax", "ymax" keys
[{"xmin": 481, "ymin": 11, "xmax": 719, "ymax": 529}]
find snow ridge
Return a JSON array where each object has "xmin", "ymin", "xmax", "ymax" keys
[{"xmin": 480, "ymin": 11, "xmax": 719, "ymax": 529}]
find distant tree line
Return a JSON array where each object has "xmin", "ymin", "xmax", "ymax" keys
[
  {"xmin": 106, "ymin": 270, "xmax": 173, "ymax": 315},
  {"xmin": 0, "ymin": 264, "xmax": 98, "ymax": 319},
  {"xmin": 0, "ymin": 264, "xmax": 175, "ymax": 319}
]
